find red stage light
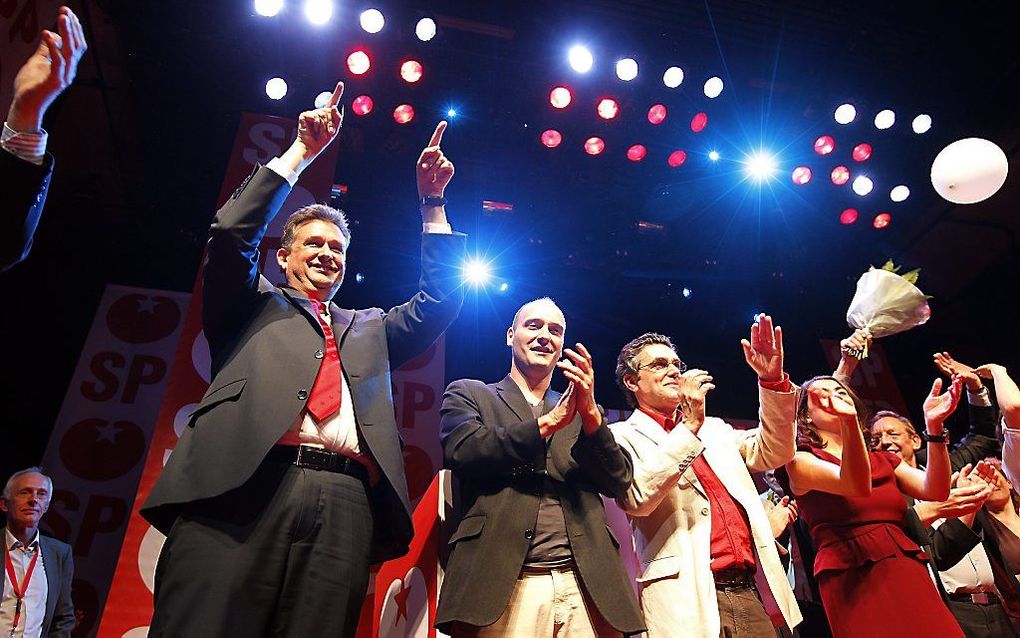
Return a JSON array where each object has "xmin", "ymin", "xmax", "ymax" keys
[
  {"xmin": 852, "ymin": 143, "xmax": 873, "ymax": 162},
  {"xmin": 400, "ymin": 60, "xmax": 423, "ymax": 83},
  {"xmin": 541, "ymin": 129, "xmax": 562, "ymax": 148},
  {"xmin": 791, "ymin": 166, "xmax": 812, "ymax": 185},
  {"xmin": 597, "ymin": 98, "xmax": 619, "ymax": 120},
  {"xmin": 351, "ymin": 95, "xmax": 374, "ymax": 116},
  {"xmin": 667, "ymin": 150, "xmax": 687, "ymax": 167},
  {"xmin": 691, "ymin": 112, "xmax": 708, "ymax": 133},
  {"xmin": 626, "ymin": 144, "xmax": 647, "ymax": 162},
  {"xmin": 831, "ymin": 165, "xmax": 850, "ymax": 185},
  {"xmin": 393, "ymin": 104, "xmax": 415, "ymax": 124},
  {"xmin": 549, "ymin": 86, "xmax": 572, "ymax": 109},
  {"xmin": 840, "ymin": 208, "xmax": 859, "ymax": 224},
  {"xmin": 347, "ymin": 50, "xmax": 371, "ymax": 75},
  {"xmin": 814, "ymin": 135, "xmax": 835, "ymax": 155},
  {"xmin": 647, "ymin": 104, "xmax": 667, "ymax": 124},
  {"xmin": 584, "ymin": 137, "xmax": 605, "ymax": 155},
  {"xmin": 873, "ymin": 213, "xmax": 891, "ymax": 229}
]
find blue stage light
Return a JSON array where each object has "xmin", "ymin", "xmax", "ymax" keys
[
  {"xmin": 743, "ymin": 150, "xmax": 778, "ymax": 182},
  {"xmin": 447, "ymin": 108, "xmax": 458, "ymax": 118},
  {"xmin": 462, "ymin": 258, "xmax": 493, "ymax": 286},
  {"xmin": 708, "ymin": 150, "xmax": 721, "ymax": 161}
]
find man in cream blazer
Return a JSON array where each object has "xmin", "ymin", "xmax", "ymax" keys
[{"xmin": 609, "ymin": 316, "xmax": 801, "ymax": 637}]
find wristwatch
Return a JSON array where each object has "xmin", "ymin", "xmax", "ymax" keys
[
  {"xmin": 419, "ymin": 195, "xmax": 448, "ymax": 208},
  {"xmin": 921, "ymin": 430, "xmax": 950, "ymax": 444}
]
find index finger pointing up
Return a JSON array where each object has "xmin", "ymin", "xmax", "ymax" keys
[
  {"xmin": 428, "ymin": 120, "xmax": 448, "ymax": 147},
  {"xmin": 327, "ymin": 81, "xmax": 345, "ymax": 107}
]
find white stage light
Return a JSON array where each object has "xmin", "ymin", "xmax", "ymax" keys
[
  {"xmin": 265, "ymin": 77, "xmax": 287, "ymax": 100},
  {"xmin": 874, "ymin": 109, "xmax": 895, "ymax": 130},
  {"xmin": 852, "ymin": 175, "xmax": 874, "ymax": 196},
  {"xmin": 834, "ymin": 103, "xmax": 856, "ymax": 125},
  {"xmin": 912, "ymin": 114, "xmax": 932, "ymax": 134},
  {"xmin": 568, "ymin": 45, "xmax": 594, "ymax": 73},
  {"xmin": 314, "ymin": 90, "xmax": 332, "ymax": 108},
  {"xmin": 890, "ymin": 185, "xmax": 910, "ymax": 202},
  {"xmin": 663, "ymin": 66, "xmax": 684, "ymax": 88},
  {"xmin": 415, "ymin": 17, "xmax": 437, "ymax": 41},
  {"xmin": 744, "ymin": 151, "xmax": 778, "ymax": 181},
  {"xmin": 616, "ymin": 58, "xmax": 638, "ymax": 81},
  {"xmin": 704, "ymin": 76, "xmax": 723, "ymax": 98},
  {"xmin": 708, "ymin": 150, "xmax": 721, "ymax": 161},
  {"xmin": 462, "ymin": 259, "xmax": 492, "ymax": 286},
  {"xmin": 360, "ymin": 8, "xmax": 384, "ymax": 33},
  {"xmin": 254, "ymin": 0, "xmax": 283, "ymax": 17},
  {"xmin": 304, "ymin": 0, "xmax": 332, "ymax": 25}
]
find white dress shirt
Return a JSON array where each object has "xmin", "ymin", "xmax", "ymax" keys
[
  {"xmin": 1, "ymin": 529, "xmax": 47, "ymax": 638},
  {"xmin": 1, "ymin": 123, "xmax": 47, "ymax": 166},
  {"xmin": 930, "ymin": 518, "xmax": 997, "ymax": 594}
]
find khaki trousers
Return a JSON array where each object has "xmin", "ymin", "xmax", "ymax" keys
[{"xmin": 451, "ymin": 566, "xmax": 621, "ymax": 637}]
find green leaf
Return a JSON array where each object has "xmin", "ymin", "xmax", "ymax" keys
[{"xmin": 902, "ymin": 269, "xmax": 921, "ymax": 285}]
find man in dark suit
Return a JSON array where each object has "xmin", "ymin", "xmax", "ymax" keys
[
  {"xmin": 1, "ymin": 468, "xmax": 75, "ymax": 638},
  {"xmin": 436, "ymin": 298, "xmax": 645, "ymax": 637},
  {"xmin": 1, "ymin": 6, "xmax": 86, "ymax": 272},
  {"xmin": 141, "ymin": 82, "xmax": 466, "ymax": 637}
]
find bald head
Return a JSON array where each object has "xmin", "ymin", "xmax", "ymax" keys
[
  {"xmin": 511, "ymin": 297, "xmax": 564, "ymax": 330},
  {"xmin": 507, "ymin": 297, "xmax": 566, "ymax": 381}
]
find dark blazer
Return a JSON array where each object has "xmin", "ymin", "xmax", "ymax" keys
[
  {"xmin": 435, "ymin": 376, "xmax": 645, "ymax": 635},
  {"xmin": 141, "ymin": 165, "xmax": 465, "ymax": 562},
  {"xmin": 0, "ymin": 150, "xmax": 53, "ymax": 272},
  {"xmin": 0, "ymin": 528, "xmax": 75, "ymax": 637},
  {"xmin": 971, "ymin": 511, "xmax": 1020, "ymax": 616}
]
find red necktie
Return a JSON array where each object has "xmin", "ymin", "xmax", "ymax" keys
[{"xmin": 306, "ymin": 299, "xmax": 342, "ymax": 422}]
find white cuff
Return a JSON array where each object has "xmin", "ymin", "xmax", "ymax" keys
[
  {"xmin": 422, "ymin": 222, "xmax": 453, "ymax": 234},
  {"xmin": 2, "ymin": 122, "xmax": 47, "ymax": 166},
  {"xmin": 265, "ymin": 157, "xmax": 299, "ymax": 187},
  {"xmin": 967, "ymin": 386, "xmax": 991, "ymax": 407}
]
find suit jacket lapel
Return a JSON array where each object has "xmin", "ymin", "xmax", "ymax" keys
[
  {"xmin": 494, "ymin": 375, "xmax": 536, "ymax": 424},
  {"xmin": 38, "ymin": 535, "xmax": 59, "ymax": 629},
  {"xmin": 628, "ymin": 411, "xmax": 708, "ymax": 500}
]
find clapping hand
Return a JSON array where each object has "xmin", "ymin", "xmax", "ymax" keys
[
  {"xmin": 8, "ymin": 6, "xmax": 87, "ymax": 132},
  {"xmin": 558, "ymin": 343, "xmax": 601, "ymax": 431},
  {"xmin": 741, "ymin": 314, "xmax": 784, "ymax": 382}
]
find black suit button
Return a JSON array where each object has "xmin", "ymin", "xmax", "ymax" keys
[
  {"xmin": 297, "ymin": 389, "xmax": 308, "ymax": 400},
  {"xmin": 524, "ymin": 529, "xmax": 535, "ymax": 540},
  {"xmin": 314, "ymin": 349, "xmax": 324, "ymax": 359}
]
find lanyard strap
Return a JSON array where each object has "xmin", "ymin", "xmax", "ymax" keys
[{"xmin": 4, "ymin": 543, "xmax": 39, "ymax": 636}]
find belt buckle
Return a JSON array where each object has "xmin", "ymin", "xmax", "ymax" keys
[{"xmin": 296, "ymin": 445, "xmax": 332, "ymax": 469}]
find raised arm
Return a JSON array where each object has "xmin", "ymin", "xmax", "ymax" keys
[
  {"xmin": 204, "ymin": 83, "xmax": 344, "ymax": 342},
  {"xmin": 737, "ymin": 314, "xmax": 797, "ymax": 471},
  {"xmin": 932, "ymin": 352, "xmax": 1000, "ymax": 467},
  {"xmin": 894, "ymin": 377, "xmax": 962, "ymax": 502},
  {"xmin": 787, "ymin": 385, "xmax": 872, "ymax": 497},
  {"xmin": 833, "ymin": 328, "xmax": 872, "ymax": 383},
  {"xmin": 385, "ymin": 121, "xmax": 467, "ymax": 368},
  {"xmin": 977, "ymin": 364, "xmax": 1020, "ymax": 486}
]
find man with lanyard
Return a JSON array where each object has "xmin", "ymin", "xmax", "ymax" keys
[{"xmin": 1, "ymin": 468, "xmax": 74, "ymax": 638}]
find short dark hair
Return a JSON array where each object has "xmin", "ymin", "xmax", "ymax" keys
[
  {"xmin": 615, "ymin": 332, "xmax": 676, "ymax": 408},
  {"xmin": 280, "ymin": 204, "xmax": 351, "ymax": 250},
  {"xmin": 795, "ymin": 376, "xmax": 870, "ymax": 450},
  {"xmin": 866, "ymin": 410, "xmax": 917, "ymax": 437}
]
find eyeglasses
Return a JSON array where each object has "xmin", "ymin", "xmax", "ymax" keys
[{"xmin": 635, "ymin": 357, "xmax": 687, "ymax": 374}]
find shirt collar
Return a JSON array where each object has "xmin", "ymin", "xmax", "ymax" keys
[
  {"xmin": 5, "ymin": 528, "xmax": 40, "ymax": 552},
  {"xmin": 638, "ymin": 406, "xmax": 682, "ymax": 432}
]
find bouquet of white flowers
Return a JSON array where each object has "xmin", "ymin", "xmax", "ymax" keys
[{"xmin": 845, "ymin": 260, "xmax": 931, "ymax": 359}]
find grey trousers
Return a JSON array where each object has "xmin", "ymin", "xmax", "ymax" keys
[{"xmin": 150, "ymin": 459, "xmax": 373, "ymax": 637}]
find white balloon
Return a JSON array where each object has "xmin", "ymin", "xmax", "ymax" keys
[{"xmin": 930, "ymin": 138, "xmax": 1008, "ymax": 204}]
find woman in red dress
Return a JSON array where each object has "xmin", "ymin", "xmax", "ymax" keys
[{"xmin": 784, "ymin": 374, "xmax": 965, "ymax": 638}]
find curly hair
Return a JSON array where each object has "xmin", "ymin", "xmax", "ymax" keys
[
  {"xmin": 795, "ymin": 376, "xmax": 870, "ymax": 450},
  {"xmin": 615, "ymin": 332, "xmax": 676, "ymax": 408}
]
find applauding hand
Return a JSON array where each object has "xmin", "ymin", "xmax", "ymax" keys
[{"xmin": 922, "ymin": 376, "xmax": 963, "ymax": 432}]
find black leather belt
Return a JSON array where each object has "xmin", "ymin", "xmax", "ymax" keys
[
  {"xmin": 266, "ymin": 445, "xmax": 369, "ymax": 483},
  {"xmin": 713, "ymin": 568, "xmax": 756, "ymax": 590},
  {"xmin": 947, "ymin": 591, "xmax": 999, "ymax": 606}
]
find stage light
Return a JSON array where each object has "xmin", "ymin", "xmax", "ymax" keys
[
  {"xmin": 890, "ymin": 185, "xmax": 910, "ymax": 202},
  {"xmin": 691, "ymin": 112, "xmax": 708, "ymax": 133},
  {"xmin": 704, "ymin": 76, "xmax": 723, "ymax": 98},
  {"xmin": 912, "ymin": 114, "xmax": 932, "ymax": 134},
  {"xmin": 682, "ymin": 287, "xmax": 692, "ymax": 299},
  {"xmin": 743, "ymin": 151, "xmax": 777, "ymax": 181},
  {"xmin": 347, "ymin": 50, "xmax": 370, "ymax": 75},
  {"xmin": 840, "ymin": 208, "xmax": 859, "ymax": 224},
  {"xmin": 498, "ymin": 282, "xmax": 510, "ymax": 293},
  {"xmin": 874, "ymin": 109, "xmax": 895, "ymax": 130},
  {"xmin": 814, "ymin": 135, "xmax": 835, "ymax": 155},
  {"xmin": 834, "ymin": 103, "xmax": 856, "ymax": 125},
  {"xmin": 616, "ymin": 58, "xmax": 638, "ymax": 81},
  {"xmin": 647, "ymin": 104, "xmax": 667, "ymax": 125},
  {"xmin": 351, "ymin": 95, "xmax": 374, "ymax": 115},
  {"xmin": 314, "ymin": 90, "xmax": 332, "ymax": 108},
  {"xmin": 852, "ymin": 143, "xmax": 873, "ymax": 162},
  {"xmin": 355, "ymin": 272, "xmax": 366, "ymax": 284},
  {"xmin": 584, "ymin": 137, "xmax": 605, "ymax": 155},
  {"xmin": 831, "ymin": 166, "xmax": 850, "ymax": 185},
  {"xmin": 254, "ymin": 0, "xmax": 283, "ymax": 17},
  {"xmin": 791, "ymin": 166, "xmax": 812, "ymax": 185},
  {"xmin": 568, "ymin": 45, "xmax": 593, "ymax": 73},
  {"xmin": 627, "ymin": 144, "xmax": 647, "ymax": 162},
  {"xmin": 415, "ymin": 17, "xmax": 437, "ymax": 41},
  {"xmin": 446, "ymin": 108, "xmax": 457, "ymax": 118},
  {"xmin": 265, "ymin": 77, "xmax": 287, "ymax": 100},
  {"xmin": 708, "ymin": 150, "xmax": 720, "ymax": 161},
  {"xmin": 852, "ymin": 175, "xmax": 874, "ymax": 195},
  {"xmin": 663, "ymin": 66, "xmax": 684, "ymax": 88},
  {"xmin": 667, "ymin": 150, "xmax": 687, "ymax": 167},
  {"xmin": 400, "ymin": 60, "xmax": 423, "ymax": 83},
  {"xmin": 596, "ymin": 98, "xmax": 619, "ymax": 120},
  {"xmin": 462, "ymin": 258, "xmax": 492, "ymax": 286},
  {"xmin": 393, "ymin": 104, "xmax": 414, "ymax": 124},
  {"xmin": 873, "ymin": 213, "xmax": 891, "ymax": 229},
  {"xmin": 541, "ymin": 129, "xmax": 562, "ymax": 148},
  {"xmin": 549, "ymin": 86, "xmax": 572, "ymax": 109},
  {"xmin": 303, "ymin": 0, "xmax": 332, "ymax": 25},
  {"xmin": 360, "ymin": 8, "xmax": 384, "ymax": 33}
]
